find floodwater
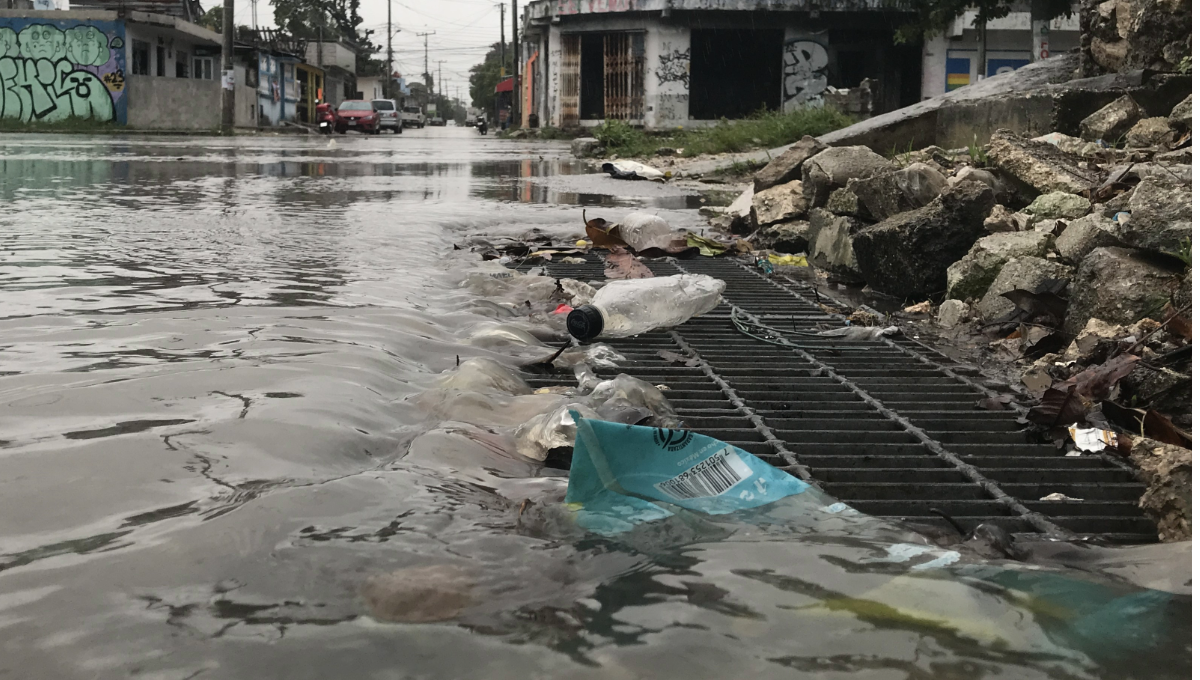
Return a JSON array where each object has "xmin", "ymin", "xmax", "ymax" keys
[{"xmin": 0, "ymin": 127, "xmax": 1189, "ymax": 679}]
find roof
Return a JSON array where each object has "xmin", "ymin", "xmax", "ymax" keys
[{"xmin": 495, "ymin": 76, "xmax": 514, "ymax": 93}]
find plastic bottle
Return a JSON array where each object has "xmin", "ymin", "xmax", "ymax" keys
[{"xmin": 566, "ymin": 274, "xmax": 726, "ymax": 340}]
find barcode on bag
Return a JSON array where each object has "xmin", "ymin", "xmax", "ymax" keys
[{"xmin": 655, "ymin": 448, "xmax": 753, "ymax": 500}]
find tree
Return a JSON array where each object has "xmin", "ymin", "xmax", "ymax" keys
[
  {"xmin": 270, "ymin": 0, "xmax": 382, "ymax": 74},
  {"xmin": 198, "ymin": 5, "xmax": 222, "ymax": 32},
  {"xmin": 896, "ymin": 0, "xmax": 1071, "ymax": 82},
  {"xmin": 468, "ymin": 43, "xmax": 504, "ymax": 116}
]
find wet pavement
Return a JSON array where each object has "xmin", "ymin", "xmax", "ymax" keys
[{"xmin": 0, "ymin": 127, "xmax": 1189, "ymax": 679}]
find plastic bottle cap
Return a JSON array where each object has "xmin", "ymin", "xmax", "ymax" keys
[{"xmin": 566, "ymin": 305, "xmax": 604, "ymax": 341}]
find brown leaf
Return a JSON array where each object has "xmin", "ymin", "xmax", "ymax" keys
[
  {"xmin": 584, "ymin": 211, "xmax": 628, "ymax": 249},
  {"xmin": 1059, "ymin": 353, "xmax": 1140, "ymax": 401},
  {"xmin": 604, "ymin": 247, "xmax": 653, "ymax": 280},
  {"xmin": 1163, "ymin": 306, "xmax": 1191, "ymax": 341},
  {"xmin": 1028, "ymin": 386, "xmax": 1088, "ymax": 428},
  {"xmin": 976, "ymin": 394, "xmax": 1013, "ymax": 411},
  {"xmin": 657, "ymin": 350, "xmax": 700, "ymax": 367},
  {"xmin": 1143, "ymin": 410, "xmax": 1192, "ymax": 449},
  {"xmin": 1022, "ymin": 368, "xmax": 1053, "ymax": 393}
]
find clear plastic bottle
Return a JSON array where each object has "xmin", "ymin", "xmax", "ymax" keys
[{"xmin": 566, "ymin": 274, "xmax": 726, "ymax": 340}]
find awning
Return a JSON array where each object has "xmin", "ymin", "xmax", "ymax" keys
[{"xmin": 495, "ymin": 76, "xmax": 514, "ymax": 93}]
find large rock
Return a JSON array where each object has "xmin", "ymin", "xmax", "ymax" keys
[
  {"xmin": 1124, "ymin": 117, "xmax": 1175, "ymax": 148},
  {"xmin": 751, "ymin": 180, "xmax": 809, "ymax": 227},
  {"xmin": 948, "ymin": 166, "xmax": 1011, "ymax": 203},
  {"xmin": 937, "ymin": 299, "xmax": 970, "ymax": 327},
  {"xmin": 753, "ymin": 136, "xmax": 827, "ymax": 193},
  {"xmin": 988, "ymin": 128, "xmax": 1102, "ymax": 195},
  {"xmin": 843, "ymin": 162, "xmax": 949, "ymax": 222},
  {"xmin": 1065, "ymin": 246, "xmax": 1185, "ymax": 335},
  {"xmin": 946, "ymin": 230, "xmax": 1055, "ymax": 299},
  {"xmin": 726, "ymin": 185, "xmax": 755, "ymax": 234},
  {"xmin": 851, "ymin": 180, "xmax": 995, "ymax": 298},
  {"xmin": 1080, "ymin": 0, "xmax": 1192, "ymax": 76},
  {"xmin": 571, "ymin": 137, "xmax": 601, "ymax": 158},
  {"xmin": 825, "ymin": 187, "xmax": 870, "ymax": 218},
  {"xmin": 978, "ymin": 256, "xmax": 1075, "ymax": 321},
  {"xmin": 1130, "ymin": 161, "xmax": 1192, "ymax": 184},
  {"xmin": 1077, "ymin": 94, "xmax": 1144, "ymax": 142},
  {"xmin": 1168, "ymin": 94, "xmax": 1191, "ymax": 132},
  {"xmin": 801, "ymin": 146, "xmax": 893, "ymax": 208},
  {"xmin": 1055, "ymin": 212, "xmax": 1124, "ymax": 263},
  {"xmin": 1128, "ymin": 437, "xmax": 1191, "ymax": 542},
  {"xmin": 1023, "ymin": 191, "xmax": 1092, "ymax": 221},
  {"xmin": 753, "ymin": 220, "xmax": 811, "ymax": 254},
  {"xmin": 1115, "ymin": 175, "xmax": 1192, "ymax": 257},
  {"xmin": 808, "ymin": 208, "xmax": 865, "ymax": 281},
  {"xmin": 984, "ymin": 204, "xmax": 1019, "ymax": 233}
]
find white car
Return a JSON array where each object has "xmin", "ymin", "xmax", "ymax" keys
[
  {"xmin": 400, "ymin": 106, "xmax": 425, "ymax": 128},
  {"xmin": 371, "ymin": 99, "xmax": 401, "ymax": 133}
]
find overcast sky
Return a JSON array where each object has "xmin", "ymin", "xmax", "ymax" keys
[{"xmin": 230, "ymin": 0, "xmax": 525, "ymax": 103}]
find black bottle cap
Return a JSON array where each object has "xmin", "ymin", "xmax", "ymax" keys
[{"xmin": 566, "ymin": 305, "xmax": 604, "ymax": 340}]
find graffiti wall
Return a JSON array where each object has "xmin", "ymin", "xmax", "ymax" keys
[
  {"xmin": 781, "ymin": 32, "xmax": 828, "ymax": 111},
  {"xmin": 0, "ymin": 18, "xmax": 127, "ymax": 124}
]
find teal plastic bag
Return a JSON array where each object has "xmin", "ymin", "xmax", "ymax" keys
[{"xmin": 565, "ymin": 413, "xmax": 810, "ymax": 535}]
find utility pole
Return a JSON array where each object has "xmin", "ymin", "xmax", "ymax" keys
[
  {"xmin": 436, "ymin": 59, "xmax": 446, "ymax": 117},
  {"xmin": 386, "ymin": 0, "xmax": 393, "ymax": 98},
  {"xmin": 512, "ymin": 0, "xmax": 519, "ymax": 127},
  {"xmin": 251, "ymin": 0, "xmax": 257, "ymax": 30},
  {"xmin": 415, "ymin": 30, "xmax": 435, "ymax": 89},
  {"xmin": 498, "ymin": 3, "xmax": 505, "ymax": 77},
  {"xmin": 220, "ymin": 0, "xmax": 234, "ymax": 132}
]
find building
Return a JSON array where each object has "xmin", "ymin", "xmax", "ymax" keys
[
  {"xmin": 304, "ymin": 40, "xmax": 356, "ymax": 107},
  {"xmin": 520, "ymin": 0, "xmax": 1080, "ymax": 129},
  {"xmin": 521, "ymin": 0, "xmax": 926, "ymax": 130},
  {"xmin": 922, "ymin": 9, "xmax": 1080, "ymax": 99},
  {"xmin": 0, "ymin": 8, "xmax": 223, "ymax": 128},
  {"xmin": 233, "ymin": 29, "xmax": 308, "ymax": 127}
]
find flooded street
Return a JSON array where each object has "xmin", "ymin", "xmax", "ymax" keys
[{"xmin": 0, "ymin": 128, "xmax": 1188, "ymax": 679}]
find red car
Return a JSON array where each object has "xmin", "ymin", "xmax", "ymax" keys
[{"xmin": 335, "ymin": 100, "xmax": 380, "ymax": 134}]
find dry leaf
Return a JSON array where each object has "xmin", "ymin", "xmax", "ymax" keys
[
  {"xmin": 583, "ymin": 210, "xmax": 628, "ymax": 248},
  {"xmin": 1028, "ymin": 386, "xmax": 1088, "ymax": 428},
  {"xmin": 1143, "ymin": 410, "xmax": 1192, "ymax": 449},
  {"xmin": 1059, "ymin": 353, "xmax": 1140, "ymax": 401},
  {"xmin": 657, "ymin": 350, "xmax": 700, "ymax": 367},
  {"xmin": 604, "ymin": 247, "xmax": 653, "ymax": 280}
]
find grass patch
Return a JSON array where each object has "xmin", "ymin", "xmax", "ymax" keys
[
  {"xmin": 709, "ymin": 158, "xmax": 769, "ymax": 177},
  {"xmin": 0, "ymin": 116, "xmax": 123, "ymax": 133},
  {"xmin": 591, "ymin": 106, "xmax": 855, "ymax": 159}
]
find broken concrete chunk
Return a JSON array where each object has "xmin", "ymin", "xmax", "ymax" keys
[
  {"xmin": 753, "ymin": 220, "xmax": 811, "ymax": 254},
  {"xmin": 989, "ymin": 128, "xmax": 1101, "ymax": 195},
  {"xmin": 571, "ymin": 137, "xmax": 601, "ymax": 158},
  {"xmin": 753, "ymin": 135, "xmax": 827, "ymax": 192},
  {"xmin": 1128, "ymin": 437, "xmax": 1191, "ymax": 542},
  {"xmin": 725, "ymin": 185, "xmax": 755, "ymax": 234},
  {"xmin": 825, "ymin": 186, "xmax": 870, "ymax": 218},
  {"xmin": 1167, "ymin": 94, "xmax": 1191, "ymax": 132},
  {"xmin": 1124, "ymin": 117, "xmax": 1176, "ymax": 148},
  {"xmin": 1122, "ymin": 366, "xmax": 1192, "ymax": 424},
  {"xmin": 1055, "ymin": 212, "xmax": 1124, "ymax": 264},
  {"xmin": 1115, "ymin": 175, "xmax": 1192, "ymax": 258},
  {"xmin": 1024, "ymin": 191, "xmax": 1092, "ymax": 221},
  {"xmin": 1078, "ymin": 94, "xmax": 1144, "ymax": 142},
  {"xmin": 841, "ymin": 162, "xmax": 948, "ymax": 222},
  {"xmin": 808, "ymin": 208, "xmax": 865, "ymax": 281},
  {"xmin": 801, "ymin": 146, "xmax": 892, "ymax": 208},
  {"xmin": 852, "ymin": 180, "xmax": 995, "ymax": 299},
  {"xmin": 751, "ymin": 180, "xmax": 809, "ymax": 227},
  {"xmin": 1130, "ymin": 161, "xmax": 1192, "ymax": 184},
  {"xmin": 984, "ymin": 204, "xmax": 1019, "ymax": 233},
  {"xmin": 1032, "ymin": 132, "xmax": 1106, "ymax": 158},
  {"xmin": 978, "ymin": 256, "xmax": 1075, "ymax": 321},
  {"xmin": 948, "ymin": 166, "xmax": 1010, "ymax": 203},
  {"xmin": 1065, "ymin": 246, "xmax": 1185, "ymax": 335},
  {"xmin": 946, "ymin": 230, "xmax": 1055, "ymax": 300},
  {"xmin": 937, "ymin": 299, "xmax": 970, "ymax": 327},
  {"xmin": 1062, "ymin": 317, "xmax": 1124, "ymax": 362}
]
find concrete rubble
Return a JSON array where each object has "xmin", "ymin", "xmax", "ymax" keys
[{"xmin": 694, "ymin": 47, "xmax": 1192, "ymax": 536}]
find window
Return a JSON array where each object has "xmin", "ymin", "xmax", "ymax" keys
[
  {"xmin": 176, "ymin": 51, "xmax": 189, "ymax": 78},
  {"xmin": 132, "ymin": 40, "xmax": 150, "ymax": 75},
  {"xmin": 192, "ymin": 57, "xmax": 213, "ymax": 80},
  {"xmin": 338, "ymin": 101, "xmax": 373, "ymax": 111},
  {"xmin": 156, "ymin": 45, "xmax": 165, "ymax": 77}
]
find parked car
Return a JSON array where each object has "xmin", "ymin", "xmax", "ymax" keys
[
  {"xmin": 371, "ymin": 99, "xmax": 401, "ymax": 133},
  {"xmin": 335, "ymin": 100, "xmax": 380, "ymax": 134},
  {"xmin": 428, "ymin": 116, "xmax": 446, "ymax": 127},
  {"xmin": 400, "ymin": 106, "xmax": 425, "ymax": 128}
]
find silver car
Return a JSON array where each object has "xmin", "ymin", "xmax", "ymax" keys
[{"xmin": 371, "ymin": 99, "xmax": 402, "ymax": 133}]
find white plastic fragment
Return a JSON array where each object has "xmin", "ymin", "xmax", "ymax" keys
[{"xmin": 1069, "ymin": 426, "xmax": 1118, "ymax": 453}]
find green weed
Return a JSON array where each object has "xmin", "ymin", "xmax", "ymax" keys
[
  {"xmin": 0, "ymin": 116, "xmax": 123, "ymax": 133},
  {"xmin": 968, "ymin": 134, "xmax": 989, "ymax": 167}
]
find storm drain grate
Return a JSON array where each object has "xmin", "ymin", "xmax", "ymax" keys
[{"xmin": 515, "ymin": 255, "xmax": 1156, "ymax": 543}]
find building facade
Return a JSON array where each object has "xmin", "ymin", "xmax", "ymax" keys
[
  {"xmin": 0, "ymin": 8, "xmax": 222, "ymax": 128},
  {"xmin": 522, "ymin": 0, "xmax": 924, "ymax": 130}
]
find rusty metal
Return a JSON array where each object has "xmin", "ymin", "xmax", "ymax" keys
[
  {"xmin": 602, "ymin": 32, "xmax": 645, "ymax": 121},
  {"xmin": 561, "ymin": 34, "xmax": 581, "ymax": 127}
]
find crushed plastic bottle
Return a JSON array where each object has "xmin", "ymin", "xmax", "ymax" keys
[
  {"xmin": 567, "ymin": 274, "xmax": 726, "ymax": 340},
  {"xmin": 616, "ymin": 212, "xmax": 677, "ymax": 252}
]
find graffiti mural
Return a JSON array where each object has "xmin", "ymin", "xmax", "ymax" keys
[
  {"xmin": 782, "ymin": 38, "xmax": 828, "ymax": 110},
  {"xmin": 0, "ymin": 19, "xmax": 127, "ymax": 124},
  {"xmin": 655, "ymin": 47, "xmax": 689, "ymax": 89}
]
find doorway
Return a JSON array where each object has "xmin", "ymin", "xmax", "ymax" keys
[{"xmin": 689, "ymin": 29, "xmax": 784, "ymax": 120}]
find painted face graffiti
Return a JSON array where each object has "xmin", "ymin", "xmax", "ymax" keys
[
  {"xmin": 0, "ymin": 56, "xmax": 115, "ymax": 121},
  {"xmin": 19, "ymin": 24, "xmax": 66, "ymax": 60},
  {"xmin": 0, "ymin": 28, "xmax": 18, "ymax": 57},
  {"xmin": 65, "ymin": 25, "xmax": 110, "ymax": 66}
]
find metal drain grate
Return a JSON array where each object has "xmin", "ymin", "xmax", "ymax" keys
[{"xmin": 516, "ymin": 255, "xmax": 1156, "ymax": 543}]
